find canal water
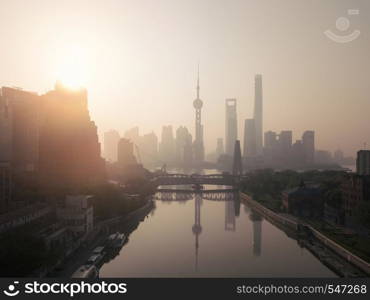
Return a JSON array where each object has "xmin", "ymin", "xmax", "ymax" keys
[{"xmin": 99, "ymin": 187, "xmax": 336, "ymax": 277}]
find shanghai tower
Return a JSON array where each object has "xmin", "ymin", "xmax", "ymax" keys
[{"xmin": 254, "ymin": 74, "xmax": 263, "ymax": 155}]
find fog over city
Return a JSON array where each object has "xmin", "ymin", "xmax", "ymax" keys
[{"xmin": 0, "ymin": 0, "xmax": 369, "ymax": 156}]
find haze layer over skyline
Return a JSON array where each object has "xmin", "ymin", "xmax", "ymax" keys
[{"xmin": 0, "ymin": 0, "xmax": 369, "ymax": 156}]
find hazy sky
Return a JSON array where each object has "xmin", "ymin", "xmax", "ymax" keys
[{"xmin": 0, "ymin": 0, "xmax": 369, "ymax": 157}]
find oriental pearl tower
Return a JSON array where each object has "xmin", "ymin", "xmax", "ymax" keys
[{"xmin": 193, "ymin": 66, "xmax": 205, "ymax": 164}]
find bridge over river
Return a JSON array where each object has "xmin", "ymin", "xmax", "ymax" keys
[{"xmin": 151, "ymin": 173, "xmax": 244, "ymax": 186}]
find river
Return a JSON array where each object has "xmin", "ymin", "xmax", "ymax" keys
[{"xmin": 99, "ymin": 171, "xmax": 336, "ymax": 277}]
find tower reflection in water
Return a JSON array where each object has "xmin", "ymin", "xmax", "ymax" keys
[
  {"xmin": 249, "ymin": 211, "xmax": 263, "ymax": 257},
  {"xmin": 157, "ymin": 190, "xmax": 258, "ymax": 271},
  {"xmin": 192, "ymin": 193, "xmax": 202, "ymax": 271}
]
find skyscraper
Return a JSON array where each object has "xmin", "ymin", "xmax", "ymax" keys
[
  {"xmin": 139, "ymin": 132, "xmax": 158, "ymax": 166},
  {"xmin": 0, "ymin": 94, "xmax": 12, "ymax": 213},
  {"xmin": 254, "ymin": 75, "xmax": 263, "ymax": 155},
  {"xmin": 279, "ymin": 131, "xmax": 293, "ymax": 152},
  {"xmin": 216, "ymin": 138, "xmax": 224, "ymax": 159},
  {"xmin": 175, "ymin": 126, "xmax": 192, "ymax": 164},
  {"xmin": 0, "ymin": 93, "xmax": 12, "ymax": 163},
  {"xmin": 302, "ymin": 130, "xmax": 315, "ymax": 165},
  {"xmin": 193, "ymin": 68, "xmax": 204, "ymax": 164},
  {"xmin": 124, "ymin": 126, "xmax": 140, "ymax": 145},
  {"xmin": 159, "ymin": 125, "xmax": 175, "ymax": 162},
  {"xmin": 39, "ymin": 82, "xmax": 104, "ymax": 188},
  {"xmin": 2, "ymin": 87, "xmax": 40, "ymax": 173},
  {"xmin": 117, "ymin": 138, "xmax": 137, "ymax": 167},
  {"xmin": 356, "ymin": 150, "xmax": 370, "ymax": 175},
  {"xmin": 243, "ymin": 119, "xmax": 256, "ymax": 157},
  {"xmin": 104, "ymin": 130, "xmax": 120, "ymax": 162},
  {"xmin": 264, "ymin": 131, "xmax": 277, "ymax": 151},
  {"xmin": 225, "ymin": 98, "xmax": 237, "ymax": 156}
]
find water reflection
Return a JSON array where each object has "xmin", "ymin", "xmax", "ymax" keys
[
  {"xmin": 99, "ymin": 188, "xmax": 336, "ymax": 277},
  {"xmin": 250, "ymin": 212, "xmax": 263, "ymax": 257},
  {"xmin": 192, "ymin": 194, "xmax": 202, "ymax": 271}
]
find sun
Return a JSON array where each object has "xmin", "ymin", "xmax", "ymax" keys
[{"xmin": 56, "ymin": 45, "xmax": 89, "ymax": 89}]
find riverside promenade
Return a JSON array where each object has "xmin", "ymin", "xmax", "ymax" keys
[{"xmin": 240, "ymin": 192, "xmax": 370, "ymax": 277}]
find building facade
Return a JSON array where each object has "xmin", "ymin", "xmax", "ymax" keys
[
  {"xmin": 253, "ymin": 74, "xmax": 263, "ymax": 155},
  {"xmin": 39, "ymin": 82, "xmax": 105, "ymax": 188},
  {"xmin": 302, "ymin": 130, "xmax": 315, "ymax": 165},
  {"xmin": 243, "ymin": 119, "xmax": 256, "ymax": 158},
  {"xmin": 1, "ymin": 87, "xmax": 40, "ymax": 173},
  {"xmin": 104, "ymin": 130, "xmax": 120, "ymax": 162},
  {"xmin": 56, "ymin": 195, "xmax": 93, "ymax": 238},
  {"xmin": 117, "ymin": 138, "xmax": 137, "ymax": 167},
  {"xmin": 356, "ymin": 150, "xmax": 370, "ymax": 175},
  {"xmin": 225, "ymin": 98, "xmax": 237, "ymax": 156}
]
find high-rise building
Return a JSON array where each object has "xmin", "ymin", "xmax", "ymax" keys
[
  {"xmin": 159, "ymin": 125, "xmax": 175, "ymax": 163},
  {"xmin": 2, "ymin": 87, "xmax": 40, "ymax": 173},
  {"xmin": 264, "ymin": 131, "xmax": 277, "ymax": 150},
  {"xmin": 139, "ymin": 132, "xmax": 158, "ymax": 166},
  {"xmin": 263, "ymin": 131, "xmax": 278, "ymax": 164},
  {"xmin": 117, "ymin": 138, "xmax": 137, "ymax": 167},
  {"xmin": 243, "ymin": 119, "xmax": 256, "ymax": 157},
  {"xmin": 0, "ymin": 162, "xmax": 12, "ymax": 214},
  {"xmin": 193, "ymin": 68, "xmax": 204, "ymax": 164},
  {"xmin": 279, "ymin": 131, "xmax": 293, "ymax": 153},
  {"xmin": 104, "ymin": 130, "xmax": 120, "ymax": 162},
  {"xmin": 0, "ymin": 94, "xmax": 12, "ymax": 213},
  {"xmin": 175, "ymin": 126, "xmax": 192, "ymax": 165},
  {"xmin": 225, "ymin": 98, "xmax": 237, "ymax": 156},
  {"xmin": 254, "ymin": 75, "xmax": 263, "ymax": 155},
  {"xmin": 0, "ymin": 93, "xmax": 12, "ymax": 163},
  {"xmin": 302, "ymin": 130, "xmax": 315, "ymax": 165},
  {"xmin": 183, "ymin": 137, "xmax": 193, "ymax": 166},
  {"xmin": 124, "ymin": 127, "xmax": 140, "ymax": 145},
  {"xmin": 356, "ymin": 150, "xmax": 370, "ymax": 175},
  {"xmin": 39, "ymin": 82, "xmax": 104, "ymax": 188},
  {"xmin": 216, "ymin": 138, "xmax": 224, "ymax": 159},
  {"xmin": 341, "ymin": 150, "xmax": 370, "ymax": 227},
  {"xmin": 291, "ymin": 140, "xmax": 305, "ymax": 164}
]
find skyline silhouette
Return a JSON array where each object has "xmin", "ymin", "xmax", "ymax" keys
[{"xmin": 0, "ymin": 0, "xmax": 369, "ymax": 157}]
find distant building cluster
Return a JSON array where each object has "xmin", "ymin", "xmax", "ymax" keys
[
  {"xmin": 103, "ymin": 70, "xmax": 204, "ymax": 169},
  {"xmin": 215, "ymin": 74, "xmax": 354, "ymax": 171},
  {"xmin": 103, "ymin": 72, "xmax": 355, "ymax": 172}
]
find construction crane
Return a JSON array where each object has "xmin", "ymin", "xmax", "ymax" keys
[{"xmin": 133, "ymin": 143, "xmax": 167, "ymax": 174}]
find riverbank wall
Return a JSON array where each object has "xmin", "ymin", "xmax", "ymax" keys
[{"xmin": 240, "ymin": 192, "xmax": 370, "ymax": 276}]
